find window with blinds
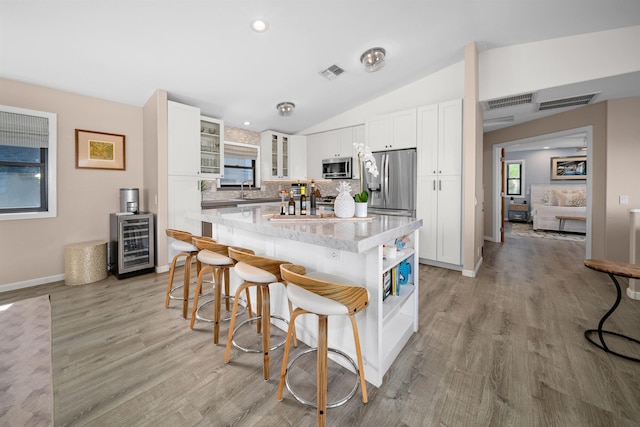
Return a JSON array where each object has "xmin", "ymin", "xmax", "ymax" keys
[
  {"xmin": 219, "ymin": 141, "xmax": 259, "ymax": 187},
  {"xmin": 0, "ymin": 105, "xmax": 57, "ymax": 220}
]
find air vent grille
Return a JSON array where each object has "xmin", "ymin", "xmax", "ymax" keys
[
  {"xmin": 537, "ymin": 93, "xmax": 599, "ymax": 111},
  {"xmin": 483, "ymin": 93, "xmax": 535, "ymax": 111},
  {"xmin": 319, "ymin": 65, "xmax": 344, "ymax": 81}
]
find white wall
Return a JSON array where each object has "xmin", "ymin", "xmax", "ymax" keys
[
  {"xmin": 479, "ymin": 25, "xmax": 640, "ymax": 101},
  {"xmin": 300, "ymin": 61, "xmax": 465, "ymax": 135}
]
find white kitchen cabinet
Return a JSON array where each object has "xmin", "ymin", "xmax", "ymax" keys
[
  {"xmin": 261, "ymin": 131, "xmax": 289, "ymax": 180},
  {"xmin": 306, "ymin": 126, "xmax": 362, "ymax": 180},
  {"xmin": 199, "ymin": 115, "xmax": 224, "ymax": 178},
  {"xmin": 167, "ymin": 101, "xmax": 226, "ymax": 260},
  {"xmin": 289, "ymin": 135, "xmax": 307, "ymax": 180},
  {"xmin": 417, "ymin": 175, "xmax": 461, "ymax": 264},
  {"xmin": 366, "ymin": 114, "xmax": 389, "ymax": 152},
  {"xmin": 324, "ymin": 127, "xmax": 355, "ymax": 158},
  {"xmin": 417, "ymin": 99, "xmax": 462, "ymax": 266},
  {"xmin": 352, "ymin": 125, "xmax": 365, "ymax": 180},
  {"xmin": 418, "ymin": 99, "xmax": 462, "ymax": 176},
  {"xmin": 168, "ymin": 102, "xmax": 225, "ymax": 179},
  {"xmin": 306, "ymin": 132, "xmax": 325, "ymax": 180},
  {"xmin": 168, "ymin": 101, "xmax": 200, "ymax": 176},
  {"xmin": 366, "ymin": 108, "xmax": 417, "ymax": 151},
  {"xmin": 389, "ymin": 109, "xmax": 417, "ymax": 150},
  {"xmin": 167, "ymin": 175, "xmax": 201, "ymax": 259},
  {"xmin": 261, "ymin": 131, "xmax": 306, "ymax": 180}
]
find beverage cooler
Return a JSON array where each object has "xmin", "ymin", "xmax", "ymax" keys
[{"xmin": 109, "ymin": 213, "xmax": 155, "ymax": 279}]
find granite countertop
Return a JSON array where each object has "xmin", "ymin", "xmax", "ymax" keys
[{"xmin": 198, "ymin": 205, "xmax": 422, "ymax": 253}]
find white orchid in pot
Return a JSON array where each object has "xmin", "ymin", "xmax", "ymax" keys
[{"xmin": 353, "ymin": 143, "xmax": 379, "ymax": 203}]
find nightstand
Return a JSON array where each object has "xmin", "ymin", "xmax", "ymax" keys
[{"xmin": 508, "ymin": 203, "xmax": 529, "ymax": 222}]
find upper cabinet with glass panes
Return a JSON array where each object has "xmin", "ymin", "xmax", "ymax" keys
[
  {"xmin": 200, "ymin": 116, "xmax": 224, "ymax": 178},
  {"xmin": 260, "ymin": 130, "xmax": 289, "ymax": 180}
]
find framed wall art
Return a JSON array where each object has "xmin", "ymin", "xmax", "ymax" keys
[
  {"xmin": 75, "ymin": 129, "xmax": 126, "ymax": 170},
  {"xmin": 551, "ymin": 156, "xmax": 587, "ymax": 180}
]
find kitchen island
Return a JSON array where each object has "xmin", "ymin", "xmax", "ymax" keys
[{"xmin": 197, "ymin": 205, "xmax": 422, "ymax": 387}]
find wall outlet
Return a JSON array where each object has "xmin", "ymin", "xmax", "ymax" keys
[
  {"xmin": 620, "ymin": 195, "xmax": 629, "ymax": 205},
  {"xmin": 326, "ymin": 249, "xmax": 342, "ymax": 261}
]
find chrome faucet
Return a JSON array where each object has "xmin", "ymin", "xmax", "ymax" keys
[{"xmin": 240, "ymin": 180, "xmax": 252, "ymax": 199}]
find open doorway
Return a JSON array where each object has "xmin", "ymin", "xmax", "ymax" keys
[{"xmin": 492, "ymin": 126, "xmax": 593, "ymax": 258}]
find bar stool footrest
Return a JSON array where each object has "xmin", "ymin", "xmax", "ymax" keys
[
  {"xmin": 168, "ymin": 280, "xmax": 213, "ymax": 301},
  {"xmin": 231, "ymin": 315, "xmax": 288, "ymax": 353},
  {"xmin": 285, "ymin": 347, "xmax": 360, "ymax": 409},
  {"xmin": 195, "ymin": 296, "xmax": 247, "ymax": 323}
]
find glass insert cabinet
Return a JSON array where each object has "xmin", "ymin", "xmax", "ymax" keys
[
  {"xmin": 200, "ymin": 116, "xmax": 224, "ymax": 177},
  {"xmin": 109, "ymin": 213, "xmax": 155, "ymax": 279}
]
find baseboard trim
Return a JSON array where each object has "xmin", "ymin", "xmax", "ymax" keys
[
  {"xmin": 419, "ymin": 258, "xmax": 462, "ymax": 272},
  {"xmin": 0, "ymin": 274, "xmax": 65, "ymax": 293},
  {"xmin": 462, "ymin": 257, "xmax": 483, "ymax": 278},
  {"xmin": 627, "ymin": 286, "xmax": 640, "ymax": 300}
]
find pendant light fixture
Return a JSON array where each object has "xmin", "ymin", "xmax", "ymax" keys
[
  {"xmin": 276, "ymin": 102, "xmax": 295, "ymax": 117},
  {"xmin": 360, "ymin": 47, "xmax": 386, "ymax": 72}
]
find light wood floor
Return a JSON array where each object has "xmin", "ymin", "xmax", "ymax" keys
[{"xmin": 2, "ymin": 232, "xmax": 640, "ymax": 426}]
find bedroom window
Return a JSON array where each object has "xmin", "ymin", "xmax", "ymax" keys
[
  {"xmin": 505, "ymin": 160, "xmax": 524, "ymax": 197},
  {"xmin": 0, "ymin": 105, "xmax": 57, "ymax": 221}
]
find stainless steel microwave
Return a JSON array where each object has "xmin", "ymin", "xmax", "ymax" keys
[{"xmin": 322, "ymin": 157, "xmax": 352, "ymax": 179}]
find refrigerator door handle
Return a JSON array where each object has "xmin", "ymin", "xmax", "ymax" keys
[{"xmin": 383, "ymin": 153, "xmax": 390, "ymax": 205}]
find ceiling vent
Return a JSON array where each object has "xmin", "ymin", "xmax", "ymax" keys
[
  {"xmin": 482, "ymin": 92, "xmax": 536, "ymax": 111},
  {"xmin": 537, "ymin": 92, "xmax": 600, "ymax": 111},
  {"xmin": 483, "ymin": 115, "xmax": 515, "ymax": 127},
  {"xmin": 319, "ymin": 65, "xmax": 344, "ymax": 81}
]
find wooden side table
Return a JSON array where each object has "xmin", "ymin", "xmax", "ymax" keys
[
  {"xmin": 583, "ymin": 259, "xmax": 640, "ymax": 362},
  {"xmin": 508, "ymin": 203, "xmax": 529, "ymax": 222}
]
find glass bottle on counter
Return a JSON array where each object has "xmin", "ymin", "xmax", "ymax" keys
[
  {"xmin": 300, "ymin": 185, "xmax": 307, "ymax": 215},
  {"xmin": 310, "ymin": 179, "xmax": 317, "ymax": 215},
  {"xmin": 288, "ymin": 191, "xmax": 296, "ymax": 215}
]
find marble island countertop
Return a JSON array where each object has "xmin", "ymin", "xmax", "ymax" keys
[{"xmin": 199, "ymin": 205, "xmax": 422, "ymax": 253}]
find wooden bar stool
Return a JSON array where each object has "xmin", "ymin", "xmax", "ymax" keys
[
  {"xmin": 278, "ymin": 264, "xmax": 369, "ymax": 427},
  {"xmin": 224, "ymin": 247, "xmax": 297, "ymax": 380},
  {"xmin": 189, "ymin": 237, "xmax": 253, "ymax": 344},
  {"xmin": 165, "ymin": 229, "xmax": 201, "ymax": 318}
]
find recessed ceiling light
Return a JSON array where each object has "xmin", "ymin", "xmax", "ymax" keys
[
  {"xmin": 243, "ymin": 121, "xmax": 251, "ymax": 126},
  {"xmin": 251, "ymin": 20, "xmax": 268, "ymax": 32},
  {"xmin": 543, "ymin": 146, "xmax": 550, "ymax": 149}
]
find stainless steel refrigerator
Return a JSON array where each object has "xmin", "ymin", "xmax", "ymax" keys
[{"xmin": 362, "ymin": 149, "xmax": 416, "ymax": 217}]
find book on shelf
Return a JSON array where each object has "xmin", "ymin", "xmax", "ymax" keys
[
  {"xmin": 391, "ymin": 266, "xmax": 398, "ymax": 296},
  {"xmin": 382, "ymin": 270, "xmax": 392, "ymax": 301}
]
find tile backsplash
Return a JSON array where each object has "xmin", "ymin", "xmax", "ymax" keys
[
  {"xmin": 201, "ymin": 179, "xmax": 361, "ymax": 201},
  {"xmin": 202, "ymin": 125, "xmax": 361, "ymax": 201}
]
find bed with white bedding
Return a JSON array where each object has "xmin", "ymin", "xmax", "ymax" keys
[{"xmin": 530, "ymin": 184, "xmax": 587, "ymax": 233}]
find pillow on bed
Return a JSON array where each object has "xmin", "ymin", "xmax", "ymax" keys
[
  {"xmin": 553, "ymin": 189, "xmax": 586, "ymax": 207},
  {"xmin": 541, "ymin": 191, "xmax": 559, "ymax": 206}
]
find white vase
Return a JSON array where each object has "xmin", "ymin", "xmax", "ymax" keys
[
  {"xmin": 354, "ymin": 202, "xmax": 368, "ymax": 218},
  {"xmin": 334, "ymin": 192, "xmax": 355, "ymax": 218}
]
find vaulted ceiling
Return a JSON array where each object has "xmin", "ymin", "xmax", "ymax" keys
[{"xmin": 2, "ymin": 1, "xmax": 639, "ymax": 135}]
